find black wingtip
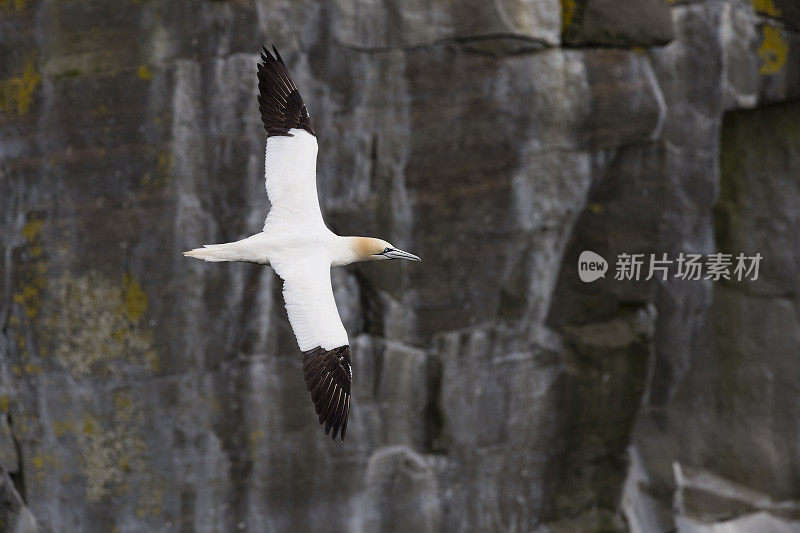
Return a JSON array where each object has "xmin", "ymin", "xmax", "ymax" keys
[
  {"xmin": 302, "ymin": 346, "xmax": 352, "ymax": 443},
  {"xmin": 256, "ymin": 43, "xmax": 316, "ymax": 138},
  {"xmin": 260, "ymin": 44, "xmax": 281, "ymax": 63}
]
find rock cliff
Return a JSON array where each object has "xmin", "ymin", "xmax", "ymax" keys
[{"xmin": 1, "ymin": 0, "xmax": 799, "ymax": 531}]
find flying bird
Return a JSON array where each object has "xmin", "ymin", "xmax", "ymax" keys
[{"xmin": 183, "ymin": 46, "xmax": 420, "ymax": 441}]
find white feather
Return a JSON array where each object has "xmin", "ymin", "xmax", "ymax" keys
[
  {"xmin": 263, "ymin": 129, "xmax": 325, "ymax": 232},
  {"xmin": 259, "ymin": 129, "xmax": 349, "ymax": 351},
  {"xmin": 270, "ymin": 254, "xmax": 349, "ymax": 351}
]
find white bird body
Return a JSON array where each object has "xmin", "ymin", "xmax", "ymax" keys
[
  {"xmin": 189, "ymin": 219, "xmax": 340, "ymax": 265},
  {"xmin": 183, "ymin": 48, "xmax": 419, "ymax": 441}
]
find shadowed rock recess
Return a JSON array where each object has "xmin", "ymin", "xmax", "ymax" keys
[{"xmin": 1, "ymin": 0, "xmax": 799, "ymax": 531}]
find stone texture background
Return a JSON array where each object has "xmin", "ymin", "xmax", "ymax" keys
[{"xmin": 1, "ymin": 0, "xmax": 799, "ymax": 531}]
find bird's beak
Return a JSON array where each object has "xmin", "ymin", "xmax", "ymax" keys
[{"xmin": 385, "ymin": 248, "xmax": 421, "ymax": 261}]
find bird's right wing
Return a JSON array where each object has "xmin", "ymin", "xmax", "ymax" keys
[
  {"xmin": 270, "ymin": 255, "xmax": 352, "ymax": 440},
  {"xmin": 257, "ymin": 46, "xmax": 325, "ymax": 231}
]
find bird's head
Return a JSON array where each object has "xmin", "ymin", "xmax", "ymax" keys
[{"xmin": 355, "ymin": 237, "xmax": 421, "ymax": 262}]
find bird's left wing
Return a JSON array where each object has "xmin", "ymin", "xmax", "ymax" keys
[
  {"xmin": 271, "ymin": 255, "xmax": 352, "ymax": 441},
  {"xmin": 257, "ymin": 47, "xmax": 325, "ymax": 231}
]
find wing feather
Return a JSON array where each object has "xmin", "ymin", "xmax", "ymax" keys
[
  {"xmin": 257, "ymin": 46, "xmax": 315, "ymax": 138},
  {"xmin": 257, "ymin": 46, "xmax": 324, "ymax": 231},
  {"xmin": 272, "ymin": 257, "xmax": 352, "ymax": 440},
  {"xmin": 262, "ymin": 130, "xmax": 324, "ymax": 230},
  {"xmin": 303, "ymin": 346, "xmax": 352, "ymax": 441},
  {"xmin": 272, "ymin": 257, "xmax": 348, "ymax": 351}
]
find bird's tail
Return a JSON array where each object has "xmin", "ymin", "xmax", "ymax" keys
[{"xmin": 183, "ymin": 243, "xmax": 244, "ymax": 262}]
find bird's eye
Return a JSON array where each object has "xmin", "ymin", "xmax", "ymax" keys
[{"xmin": 384, "ymin": 247, "xmax": 391, "ymax": 253}]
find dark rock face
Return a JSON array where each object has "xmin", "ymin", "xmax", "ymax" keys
[
  {"xmin": 1, "ymin": 1, "xmax": 799, "ymax": 532},
  {"xmin": 562, "ymin": 0, "xmax": 674, "ymax": 47}
]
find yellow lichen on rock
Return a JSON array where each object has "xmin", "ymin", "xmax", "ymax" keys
[
  {"xmin": 32, "ymin": 453, "xmax": 44, "ymax": 470},
  {"xmin": 142, "ymin": 152, "xmax": 173, "ymax": 188},
  {"xmin": 122, "ymin": 272, "xmax": 148, "ymax": 322},
  {"xmin": 136, "ymin": 480, "xmax": 165, "ymax": 518},
  {"xmin": 24, "ymin": 362, "xmax": 42, "ymax": 375},
  {"xmin": 22, "ymin": 218, "xmax": 44, "ymax": 242},
  {"xmin": 561, "ymin": 0, "xmax": 577, "ymax": 31},
  {"xmin": 137, "ymin": 64, "xmax": 153, "ymax": 80},
  {"xmin": 758, "ymin": 25, "xmax": 789, "ymax": 75},
  {"xmin": 31, "ymin": 452, "xmax": 59, "ymax": 482},
  {"xmin": 53, "ymin": 420, "xmax": 74, "ymax": 438},
  {"xmin": 750, "ymin": 0, "xmax": 782, "ymax": 18},
  {"xmin": 50, "ymin": 272, "xmax": 155, "ymax": 376},
  {"xmin": 0, "ymin": 56, "xmax": 41, "ymax": 115},
  {"xmin": 158, "ymin": 152, "xmax": 173, "ymax": 180},
  {"xmin": 14, "ymin": 284, "xmax": 43, "ymax": 318},
  {"xmin": 13, "ymin": 217, "xmax": 47, "ymax": 324},
  {"xmin": 0, "ymin": 0, "xmax": 29, "ymax": 11},
  {"xmin": 248, "ymin": 429, "xmax": 267, "ymax": 459},
  {"xmin": 80, "ymin": 391, "xmax": 148, "ymax": 502}
]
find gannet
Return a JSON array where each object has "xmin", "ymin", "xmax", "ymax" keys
[{"xmin": 183, "ymin": 46, "xmax": 420, "ymax": 441}]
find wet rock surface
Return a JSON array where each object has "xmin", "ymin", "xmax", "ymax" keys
[{"xmin": 1, "ymin": 0, "xmax": 799, "ymax": 531}]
